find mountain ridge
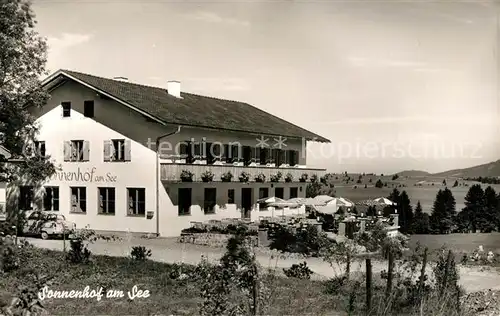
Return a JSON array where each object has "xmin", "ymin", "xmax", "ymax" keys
[{"xmin": 397, "ymin": 159, "xmax": 500, "ymax": 178}]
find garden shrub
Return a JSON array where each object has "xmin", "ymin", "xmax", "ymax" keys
[
  {"xmin": 130, "ymin": 246, "xmax": 152, "ymax": 261},
  {"xmin": 66, "ymin": 239, "xmax": 91, "ymax": 264},
  {"xmin": 283, "ymin": 262, "xmax": 313, "ymax": 279}
]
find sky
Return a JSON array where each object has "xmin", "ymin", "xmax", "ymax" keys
[{"xmin": 32, "ymin": 0, "xmax": 500, "ymax": 174}]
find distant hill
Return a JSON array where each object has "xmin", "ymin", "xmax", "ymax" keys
[
  {"xmin": 432, "ymin": 159, "xmax": 500, "ymax": 178},
  {"xmin": 396, "ymin": 170, "xmax": 431, "ymax": 177}
]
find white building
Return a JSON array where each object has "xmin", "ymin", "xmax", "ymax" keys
[{"xmin": 6, "ymin": 69, "xmax": 329, "ymax": 236}]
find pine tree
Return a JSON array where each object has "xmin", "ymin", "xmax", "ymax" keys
[
  {"xmin": 412, "ymin": 201, "xmax": 430, "ymax": 234},
  {"xmin": 430, "ymin": 188, "xmax": 456, "ymax": 234},
  {"xmin": 453, "ymin": 180, "xmax": 458, "ymax": 187},
  {"xmin": 375, "ymin": 179, "xmax": 383, "ymax": 188},
  {"xmin": 482, "ymin": 186, "xmax": 498, "ymax": 232},
  {"xmin": 398, "ymin": 191, "xmax": 414, "ymax": 234},
  {"xmin": 459, "ymin": 184, "xmax": 485, "ymax": 233}
]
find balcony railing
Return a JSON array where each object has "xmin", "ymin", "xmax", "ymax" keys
[{"xmin": 160, "ymin": 163, "xmax": 326, "ymax": 182}]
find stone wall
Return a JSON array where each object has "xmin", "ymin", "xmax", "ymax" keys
[{"xmin": 178, "ymin": 233, "xmax": 259, "ymax": 248}]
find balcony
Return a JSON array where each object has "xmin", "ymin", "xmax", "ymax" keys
[{"xmin": 160, "ymin": 163, "xmax": 326, "ymax": 182}]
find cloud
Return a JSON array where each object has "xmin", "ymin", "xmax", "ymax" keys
[
  {"xmin": 347, "ymin": 56, "xmax": 426, "ymax": 68},
  {"xmin": 317, "ymin": 116, "xmax": 494, "ymax": 126},
  {"xmin": 186, "ymin": 77, "xmax": 251, "ymax": 92},
  {"xmin": 47, "ymin": 33, "xmax": 92, "ymax": 55},
  {"xmin": 183, "ymin": 11, "xmax": 250, "ymax": 27}
]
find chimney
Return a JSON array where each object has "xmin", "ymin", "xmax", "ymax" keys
[
  {"xmin": 167, "ymin": 81, "xmax": 181, "ymax": 98},
  {"xmin": 113, "ymin": 76, "xmax": 128, "ymax": 82}
]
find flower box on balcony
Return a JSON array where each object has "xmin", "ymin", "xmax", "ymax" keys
[
  {"xmin": 270, "ymin": 172, "xmax": 282, "ymax": 183},
  {"xmin": 180, "ymin": 170, "xmax": 194, "ymax": 182},
  {"xmin": 201, "ymin": 170, "xmax": 214, "ymax": 182},
  {"xmin": 221, "ymin": 171, "xmax": 233, "ymax": 182},
  {"xmin": 299, "ymin": 173, "xmax": 308, "ymax": 182},
  {"xmin": 255, "ymin": 173, "xmax": 266, "ymax": 183},
  {"xmin": 285, "ymin": 173, "xmax": 294, "ymax": 183},
  {"xmin": 239, "ymin": 171, "xmax": 250, "ymax": 183}
]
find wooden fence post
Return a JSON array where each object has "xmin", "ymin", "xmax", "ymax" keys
[
  {"xmin": 366, "ymin": 258, "xmax": 372, "ymax": 314},
  {"xmin": 440, "ymin": 250, "xmax": 453, "ymax": 296},
  {"xmin": 252, "ymin": 262, "xmax": 259, "ymax": 316},
  {"xmin": 385, "ymin": 249, "xmax": 394, "ymax": 300},
  {"xmin": 417, "ymin": 247, "xmax": 428, "ymax": 300}
]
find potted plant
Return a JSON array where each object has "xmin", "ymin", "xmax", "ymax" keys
[
  {"xmin": 270, "ymin": 172, "xmax": 282, "ymax": 182},
  {"xmin": 201, "ymin": 170, "xmax": 214, "ymax": 182},
  {"xmin": 221, "ymin": 171, "xmax": 233, "ymax": 182},
  {"xmin": 255, "ymin": 173, "xmax": 266, "ymax": 183},
  {"xmin": 239, "ymin": 171, "xmax": 250, "ymax": 182},
  {"xmin": 285, "ymin": 173, "xmax": 293, "ymax": 183},
  {"xmin": 180, "ymin": 170, "xmax": 194, "ymax": 182},
  {"xmin": 299, "ymin": 173, "xmax": 309, "ymax": 182},
  {"xmin": 310, "ymin": 174, "xmax": 318, "ymax": 183}
]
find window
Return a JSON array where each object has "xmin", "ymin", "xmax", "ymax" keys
[
  {"xmin": 43, "ymin": 186, "xmax": 59, "ymax": 211},
  {"xmin": 70, "ymin": 187, "xmax": 86, "ymax": 213},
  {"xmin": 287, "ymin": 150, "xmax": 299, "ymax": 166},
  {"xmin": 258, "ymin": 187, "xmax": 269, "ymax": 210},
  {"xmin": 178, "ymin": 188, "xmax": 192, "ymax": 216},
  {"xmin": 275, "ymin": 187, "xmax": 284, "ymax": 199},
  {"xmin": 84, "ymin": 100, "xmax": 94, "ymax": 118},
  {"xmin": 64, "ymin": 140, "xmax": 89, "ymax": 162},
  {"xmin": 273, "ymin": 149, "xmax": 286, "ymax": 166},
  {"xmin": 104, "ymin": 139, "xmax": 131, "ymax": 162},
  {"xmin": 127, "ymin": 188, "xmax": 145, "ymax": 216},
  {"xmin": 34, "ymin": 141, "xmax": 46, "ymax": 157},
  {"xmin": 290, "ymin": 187, "xmax": 298, "ymax": 199},
  {"xmin": 228, "ymin": 189, "xmax": 235, "ymax": 204},
  {"xmin": 62, "ymin": 102, "xmax": 71, "ymax": 117},
  {"xmin": 98, "ymin": 187, "xmax": 115, "ymax": 214},
  {"xmin": 204, "ymin": 188, "xmax": 216, "ymax": 214},
  {"xmin": 19, "ymin": 186, "xmax": 34, "ymax": 210}
]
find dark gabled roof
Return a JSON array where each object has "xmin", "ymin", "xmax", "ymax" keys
[{"xmin": 42, "ymin": 69, "xmax": 330, "ymax": 142}]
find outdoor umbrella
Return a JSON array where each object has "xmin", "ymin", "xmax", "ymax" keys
[
  {"xmin": 303, "ymin": 195, "xmax": 335, "ymax": 206},
  {"xmin": 358, "ymin": 197, "xmax": 396, "ymax": 206},
  {"xmin": 372, "ymin": 197, "xmax": 397, "ymax": 206},
  {"xmin": 337, "ymin": 197, "xmax": 355, "ymax": 207},
  {"xmin": 287, "ymin": 197, "xmax": 307, "ymax": 205},
  {"xmin": 257, "ymin": 196, "xmax": 287, "ymax": 204},
  {"xmin": 267, "ymin": 200, "xmax": 301, "ymax": 208},
  {"xmin": 312, "ymin": 204, "xmax": 337, "ymax": 215}
]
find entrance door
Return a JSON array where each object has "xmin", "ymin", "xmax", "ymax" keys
[{"xmin": 241, "ymin": 188, "xmax": 253, "ymax": 219}]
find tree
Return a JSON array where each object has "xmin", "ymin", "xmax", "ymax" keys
[
  {"xmin": 1, "ymin": 0, "xmax": 56, "ymax": 220},
  {"xmin": 387, "ymin": 189, "xmax": 413, "ymax": 234},
  {"xmin": 412, "ymin": 201, "xmax": 430, "ymax": 234},
  {"xmin": 481, "ymin": 186, "xmax": 498, "ymax": 232},
  {"xmin": 375, "ymin": 179, "xmax": 384, "ymax": 188},
  {"xmin": 430, "ymin": 188, "xmax": 456, "ymax": 234},
  {"xmin": 452, "ymin": 180, "xmax": 459, "ymax": 187},
  {"xmin": 392, "ymin": 174, "xmax": 399, "ymax": 180},
  {"xmin": 442, "ymin": 179, "xmax": 447, "ymax": 186},
  {"xmin": 459, "ymin": 184, "xmax": 485, "ymax": 233},
  {"xmin": 398, "ymin": 191, "xmax": 414, "ymax": 234}
]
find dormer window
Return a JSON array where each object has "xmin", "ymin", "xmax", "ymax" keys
[{"xmin": 62, "ymin": 102, "xmax": 71, "ymax": 117}]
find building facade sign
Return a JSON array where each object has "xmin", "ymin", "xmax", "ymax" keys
[{"xmin": 51, "ymin": 167, "xmax": 117, "ymax": 183}]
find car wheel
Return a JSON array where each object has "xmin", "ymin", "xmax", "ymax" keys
[{"xmin": 41, "ymin": 231, "xmax": 49, "ymax": 240}]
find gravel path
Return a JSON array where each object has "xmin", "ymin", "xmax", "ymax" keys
[{"xmin": 23, "ymin": 236, "xmax": 500, "ymax": 293}]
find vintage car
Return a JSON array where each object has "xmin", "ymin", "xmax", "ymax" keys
[{"xmin": 22, "ymin": 211, "xmax": 76, "ymax": 240}]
